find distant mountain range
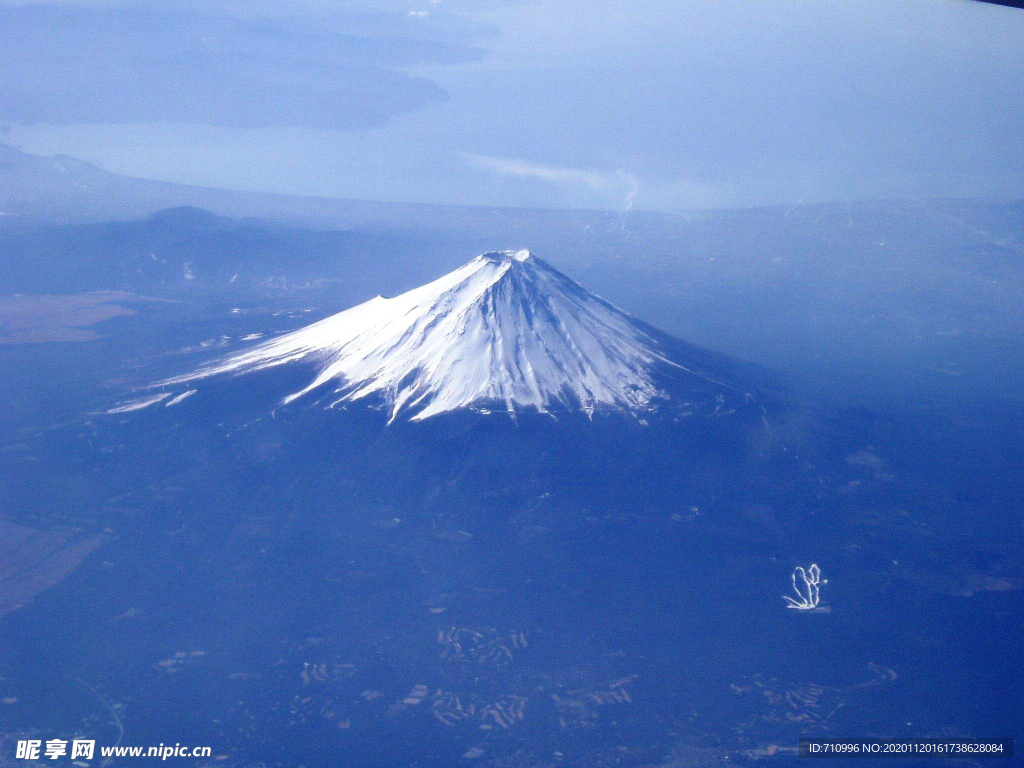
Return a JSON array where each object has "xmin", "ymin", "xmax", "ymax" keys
[
  {"xmin": 0, "ymin": 204, "xmax": 436, "ymax": 296},
  {"xmin": 0, "ymin": 140, "xmax": 606, "ymax": 231}
]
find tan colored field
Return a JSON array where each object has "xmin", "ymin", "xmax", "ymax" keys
[
  {"xmin": 0, "ymin": 517, "xmax": 104, "ymax": 617},
  {"xmin": 0, "ymin": 291, "xmax": 135, "ymax": 343}
]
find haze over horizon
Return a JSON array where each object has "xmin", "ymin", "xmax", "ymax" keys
[{"xmin": 2, "ymin": 0, "xmax": 1023, "ymax": 212}]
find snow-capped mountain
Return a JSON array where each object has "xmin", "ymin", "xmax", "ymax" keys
[{"xmin": 156, "ymin": 250, "xmax": 749, "ymax": 421}]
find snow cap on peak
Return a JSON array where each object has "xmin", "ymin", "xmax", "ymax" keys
[
  {"xmin": 163, "ymin": 249, "xmax": 702, "ymax": 421},
  {"xmin": 479, "ymin": 248, "xmax": 534, "ymax": 264}
]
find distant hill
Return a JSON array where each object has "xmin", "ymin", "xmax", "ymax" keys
[
  {"xmin": 0, "ymin": 204, "xmax": 438, "ymax": 298},
  {"xmin": 0, "ymin": 140, "xmax": 592, "ymax": 232}
]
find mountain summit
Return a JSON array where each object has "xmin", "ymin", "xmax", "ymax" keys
[{"xmin": 160, "ymin": 250, "xmax": 749, "ymax": 421}]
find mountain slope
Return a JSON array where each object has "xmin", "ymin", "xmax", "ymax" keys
[{"xmin": 158, "ymin": 250, "xmax": 749, "ymax": 421}]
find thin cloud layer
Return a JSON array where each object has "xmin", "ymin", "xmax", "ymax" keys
[
  {"xmin": 0, "ymin": 3, "xmax": 483, "ymax": 129},
  {"xmin": 3, "ymin": 0, "xmax": 1023, "ymax": 211},
  {"xmin": 465, "ymin": 154, "xmax": 641, "ymax": 210}
]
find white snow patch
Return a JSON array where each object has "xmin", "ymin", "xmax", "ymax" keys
[
  {"xmin": 165, "ymin": 389, "xmax": 197, "ymax": 407},
  {"xmin": 108, "ymin": 392, "xmax": 172, "ymax": 413}
]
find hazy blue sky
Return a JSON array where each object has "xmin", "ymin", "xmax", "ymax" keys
[{"xmin": 3, "ymin": 0, "xmax": 1023, "ymax": 210}]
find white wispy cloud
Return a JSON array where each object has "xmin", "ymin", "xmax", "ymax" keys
[{"xmin": 464, "ymin": 153, "xmax": 640, "ymax": 210}]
